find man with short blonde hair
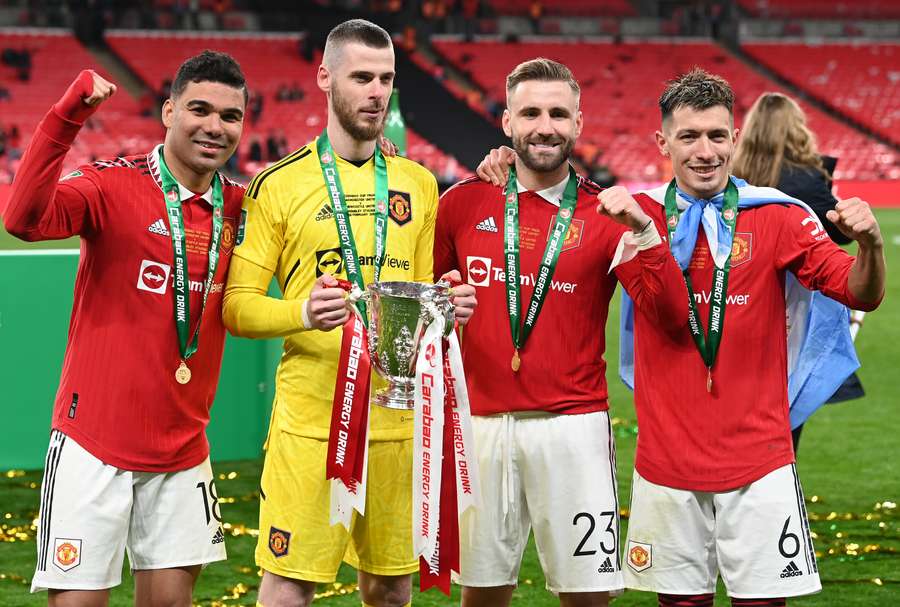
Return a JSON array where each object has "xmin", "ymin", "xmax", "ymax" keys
[{"xmin": 435, "ymin": 58, "xmax": 688, "ymax": 607}]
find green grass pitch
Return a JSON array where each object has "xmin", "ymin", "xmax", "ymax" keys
[{"xmin": 1, "ymin": 211, "xmax": 897, "ymax": 605}]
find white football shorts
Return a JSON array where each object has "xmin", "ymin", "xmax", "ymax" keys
[
  {"xmin": 31, "ymin": 430, "xmax": 227, "ymax": 592},
  {"xmin": 624, "ymin": 464, "xmax": 821, "ymax": 599},
  {"xmin": 456, "ymin": 410, "xmax": 624, "ymax": 594}
]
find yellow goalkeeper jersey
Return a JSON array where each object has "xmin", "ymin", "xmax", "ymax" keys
[{"xmin": 223, "ymin": 138, "xmax": 438, "ymax": 441}]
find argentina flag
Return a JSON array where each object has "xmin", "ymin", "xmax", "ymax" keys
[{"xmin": 618, "ymin": 176, "xmax": 859, "ymax": 429}]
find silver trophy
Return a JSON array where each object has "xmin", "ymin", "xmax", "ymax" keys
[{"xmin": 364, "ymin": 281, "xmax": 454, "ymax": 410}]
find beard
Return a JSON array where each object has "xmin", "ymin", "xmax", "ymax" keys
[
  {"xmin": 332, "ymin": 85, "xmax": 385, "ymax": 142},
  {"xmin": 512, "ymin": 132, "xmax": 575, "ymax": 173}
]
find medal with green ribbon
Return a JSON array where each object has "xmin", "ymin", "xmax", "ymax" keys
[
  {"xmin": 663, "ymin": 178, "xmax": 739, "ymax": 392},
  {"xmin": 316, "ymin": 131, "xmax": 389, "ymax": 325},
  {"xmin": 157, "ymin": 145, "xmax": 224, "ymax": 385},
  {"xmin": 504, "ymin": 165, "xmax": 578, "ymax": 372}
]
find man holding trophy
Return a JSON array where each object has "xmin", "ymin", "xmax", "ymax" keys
[
  {"xmin": 222, "ymin": 19, "xmax": 476, "ymax": 607},
  {"xmin": 433, "ymin": 58, "xmax": 689, "ymax": 607}
]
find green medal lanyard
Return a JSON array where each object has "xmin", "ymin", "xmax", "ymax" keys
[
  {"xmin": 157, "ymin": 146, "xmax": 224, "ymax": 384},
  {"xmin": 663, "ymin": 179, "xmax": 739, "ymax": 392},
  {"xmin": 316, "ymin": 131, "xmax": 389, "ymax": 325},
  {"xmin": 504, "ymin": 165, "xmax": 578, "ymax": 372}
]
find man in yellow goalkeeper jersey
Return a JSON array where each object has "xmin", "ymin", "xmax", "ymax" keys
[{"xmin": 223, "ymin": 18, "xmax": 476, "ymax": 607}]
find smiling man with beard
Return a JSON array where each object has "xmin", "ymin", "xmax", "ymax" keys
[
  {"xmin": 433, "ymin": 58, "xmax": 688, "ymax": 607},
  {"xmin": 222, "ymin": 19, "xmax": 476, "ymax": 607}
]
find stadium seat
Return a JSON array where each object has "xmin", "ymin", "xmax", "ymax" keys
[{"xmin": 432, "ymin": 39, "xmax": 893, "ymax": 180}]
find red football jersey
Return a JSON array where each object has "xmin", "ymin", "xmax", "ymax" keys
[
  {"xmin": 632, "ymin": 195, "xmax": 880, "ymax": 492},
  {"xmin": 434, "ymin": 176, "xmax": 688, "ymax": 417},
  {"xmin": 4, "ymin": 109, "xmax": 244, "ymax": 472}
]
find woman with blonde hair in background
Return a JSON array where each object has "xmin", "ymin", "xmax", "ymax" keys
[{"xmin": 733, "ymin": 91, "xmax": 864, "ymax": 452}]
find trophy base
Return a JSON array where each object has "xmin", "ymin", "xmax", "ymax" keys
[{"xmin": 372, "ymin": 379, "xmax": 415, "ymax": 410}]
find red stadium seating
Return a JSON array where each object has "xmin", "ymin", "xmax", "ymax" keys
[
  {"xmin": 432, "ymin": 39, "xmax": 895, "ymax": 180},
  {"xmin": 105, "ymin": 32, "xmax": 469, "ymax": 180},
  {"xmin": 737, "ymin": 0, "xmax": 900, "ymax": 19},
  {"xmin": 488, "ymin": 0, "xmax": 635, "ymax": 17},
  {"xmin": 0, "ymin": 31, "xmax": 467, "ymax": 184},
  {"xmin": 0, "ymin": 30, "xmax": 160, "ymax": 180},
  {"xmin": 744, "ymin": 42, "xmax": 900, "ymax": 148}
]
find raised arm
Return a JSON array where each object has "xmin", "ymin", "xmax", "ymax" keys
[
  {"xmin": 2, "ymin": 70, "xmax": 116, "ymax": 240},
  {"xmin": 600, "ymin": 187, "xmax": 689, "ymax": 331}
]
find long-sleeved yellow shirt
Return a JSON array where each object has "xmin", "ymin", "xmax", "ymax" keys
[{"xmin": 223, "ymin": 139, "xmax": 438, "ymax": 441}]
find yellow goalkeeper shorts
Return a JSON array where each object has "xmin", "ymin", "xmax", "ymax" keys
[{"xmin": 255, "ymin": 429, "xmax": 417, "ymax": 582}]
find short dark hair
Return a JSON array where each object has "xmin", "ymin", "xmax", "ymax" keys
[
  {"xmin": 171, "ymin": 50, "xmax": 248, "ymax": 105},
  {"xmin": 323, "ymin": 19, "xmax": 392, "ymax": 68},
  {"xmin": 659, "ymin": 67, "xmax": 734, "ymax": 122},
  {"xmin": 506, "ymin": 57, "xmax": 580, "ymax": 107}
]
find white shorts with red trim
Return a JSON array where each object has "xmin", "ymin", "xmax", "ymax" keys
[
  {"xmin": 456, "ymin": 410, "xmax": 624, "ymax": 594},
  {"xmin": 624, "ymin": 464, "xmax": 822, "ymax": 598},
  {"xmin": 31, "ymin": 430, "xmax": 226, "ymax": 592}
]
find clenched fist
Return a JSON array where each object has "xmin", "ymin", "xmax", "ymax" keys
[
  {"xmin": 54, "ymin": 69, "xmax": 117, "ymax": 123},
  {"xmin": 596, "ymin": 186, "xmax": 653, "ymax": 232},
  {"xmin": 826, "ymin": 197, "xmax": 883, "ymax": 249}
]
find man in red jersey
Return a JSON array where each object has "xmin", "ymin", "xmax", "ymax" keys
[
  {"xmin": 2, "ymin": 51, "xmax": 247, "ymax": 605},
  {"xmin": 473, "ymin": 68, "xmax": 884, "ymax": 607},
  {"xmin": 618, "ymin": 68, "xmax": 883, "ymax": 607},
  {"xmin": 433, "ymin": 58, "xmax": 688, "ymax": 607}
]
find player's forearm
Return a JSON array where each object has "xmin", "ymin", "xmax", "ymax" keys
[
  {"xmin": 222, "ymin": 286, "xmax": 307, "ymax": 339},
  {"xmin": 620, "ymin": 243, "xmax": 690, "ymax": 330},
  {"xmin": 846, "ymin": 243, "xmax": 885, "ymax": 310},
  {"xmin": 2, "ymin": 110, "xmax": 85, "ymax": 240}
]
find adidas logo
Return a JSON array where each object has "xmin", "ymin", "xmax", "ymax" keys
[
  {"xmin": 597, "ymin": 556, "xmax": 615, "ymax": 574},
  {"xmin": 211, "ymin": 527, "xmax": 225, "ymax": 545},
  {"xmin": 780, "ymin": 560, "xmax": 802, "ymax": 578},
  {"xmin": 315, "ymin": 203, "xmax": 334, "ymax": 222},
  {"xmin": 148, "ymin": 219, "xmax": 169, "ymax": 236},
  {"xmin": 475, "ymin": 216, "xmax": 498, "ymax": 232}
]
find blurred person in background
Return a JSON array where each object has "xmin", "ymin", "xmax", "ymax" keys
[{"xmin": 732, "ymin": 91, "xmax": 865, "ymax": 453}]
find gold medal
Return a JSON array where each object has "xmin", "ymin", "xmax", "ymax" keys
[
  {"xmin": 175, "ymin": 361, "xmax": 192, "ymax": 385},
  {"xmin": 511, "ymin": 350, "xmax": 521, "ymax": 372},
  {"xmin": 706, "ymin": 368, "xmax": 712, "ymax": 393}
]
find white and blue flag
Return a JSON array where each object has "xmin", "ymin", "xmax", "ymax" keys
[{"xmin": 618, "ymin": 176, "xmax": 859, "ymax": 429}]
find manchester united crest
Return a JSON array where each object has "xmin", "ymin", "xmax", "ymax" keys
[
  {"xmin": 549, "ymin": 217, "xmax": 585, "ymax": 252},
  {"xmin": 627, "ymin": 540, "xmax": 652, "ymax": 572},
  {"xmin": 388, "ymin": 190, "xmax": 412, "ymax": 226},
  {"xmin": 221, "ymin": 218, "xmax": 236, "ymax": 253},
  {"xmin": 268, "ymin": 527, "xmax": 291, "ymax": 558},
  {"xmin": 53, "ymin": 538, "xmax": 82, "ymax": 572},
  {"xmin": 730, "ymin": 232, "xmax": 752, "ymax": 267}
]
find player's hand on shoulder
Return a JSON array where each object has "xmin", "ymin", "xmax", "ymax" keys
[
  {"xmin": 307, "ymin": 273, "xmax": 350, "ymax": 331},
  {"xmin": 826, "ymin": 197, "xmax": 883, "ymax": 248},
  {"xmin": 597, "ymin": 186, "xmax": 652, "ymax": 233},
  {"xmin": 476, "ymin": 146, "xmax": 516, "ymax": 186},
  {"xmin": 377, "ymin": 134, "xmax": 399, "ymax": 157},
  {"xmin": 441, "ymin": 270, "xmax": 477, "ymax": 326}
]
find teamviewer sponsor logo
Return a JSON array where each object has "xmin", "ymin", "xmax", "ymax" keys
[
  {"xmin": 137, "ymin": 260, "xmax": 171, "ymax": 294},
  {"xmin": 466, "ymin": 256, "xmax": 491, "ymax": 287}
]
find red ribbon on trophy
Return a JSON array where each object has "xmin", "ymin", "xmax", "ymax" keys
[{"xmin": 326, "ymin": 280, "xmax": 371, "ymax": 526}]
